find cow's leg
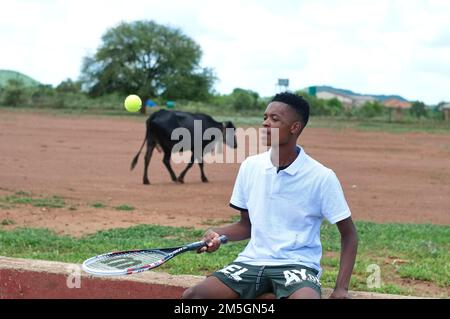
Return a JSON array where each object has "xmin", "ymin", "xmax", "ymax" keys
[
  {"xmin": 177, "ymin": 153, "xmax": 195, "ymax": 184},
  {"xmin": 198, "ymin": 161, "xmax": 208, "ymax": 183},
  {"xmin": 162, "ymin": 151, "xmax": 178, "ymax": 182},
  {"xmin": 143, "ymin": 145, "xmax": 155, "ymax": 185}
]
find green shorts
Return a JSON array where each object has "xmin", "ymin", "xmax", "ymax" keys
[{"xmin": 211, "ymin": 262, "xmax": 321, "ymax": 299}]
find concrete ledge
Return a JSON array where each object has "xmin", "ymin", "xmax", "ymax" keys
[{"xmin": 0, "ymin": 256, "xmax": 420, "ymax": 299}]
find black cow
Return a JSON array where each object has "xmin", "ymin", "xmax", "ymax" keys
[{"xmin": 131, "ymin": 109, "xmax": 237, "ymax": 184}]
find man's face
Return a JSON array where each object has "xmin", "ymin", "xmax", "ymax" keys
[{"xmin": 261, "ymin": 102, "xmax": 301, "ymax": 147}]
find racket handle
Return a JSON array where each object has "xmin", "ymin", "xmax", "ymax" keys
[
  {"xmin": 218, "ymin": 235, "xmax": 228, "ymax": 244},
  {"xmin": 187, "ymin": 234, "xmax": 229, "ymax": 251}
]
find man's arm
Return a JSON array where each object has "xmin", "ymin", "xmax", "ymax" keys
[
  {"xmin": 198, "ymin": 211, "xmax": 251, "ymax": 253},
  {"xmin": 330, "ymin": 216, "xmax": 358, "ymax": 299}
]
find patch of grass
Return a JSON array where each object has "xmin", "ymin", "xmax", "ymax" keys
[
  {"xmin": 0, "ymin": 225, "xmax": 209, "ymax": 268},
  {"xmin": 215, "ymin": 116, "xmax": 263, "ymax": 126},
  {"xmin": 0, "ymin": 193, "xmax": 65, "ymax": 209},
  {"xmin": 201, "ymin": 215, "xmax": 240, "ymax": 227},
  {"xmin": 217, "ymin": 115, "xmax": 450, "ymax": 133},
  {"xmin": 355, "ymin": 281, "xmax": 409, "ymax": 296},
  {"xmin": 201, "ymin": 219, "xmax": 226, "ymax": 227},
  {"xmin": 90, "ymin": 202, "xmax": 106, "ymax": 209},
  {"xmin": 396, "ymin": 257, "xmax": 449, "ymax": 284},
  {"xmin": 1, "ymin": 219, "xmax": 15, "ymax": 226},
  {"xmin": 0, "ymin": 221, "xmax": 448, "ymax": 296},
  {"xmin": 321, "ymin": 257, "xmax": 339, "ymax": 268},
  {"xmin": 114, "ymin": 204, "xmax": 134, "ymax": 211},
  {"xmin": 15, "ymin": 191, "xmax": 32, "ymax": 197},
  {"xmin": 308, "ymin": 116, "xmax": 450, "ymax": 134},
  {"xmin": 321, "ymin": 221, "xmax": 450, "ymax": 288}
]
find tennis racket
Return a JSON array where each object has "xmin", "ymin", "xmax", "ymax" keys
[{"xmin": 82, "ymin": 235, "xmax": 228, "ymax": 276}]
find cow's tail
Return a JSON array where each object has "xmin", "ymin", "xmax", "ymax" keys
[{"xmin": 130, "ymin": 136, "xmax": 147, "ymax": 171}]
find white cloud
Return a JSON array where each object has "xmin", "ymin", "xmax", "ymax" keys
[{"xmin": 0, "ymin": 0, "xmax": 449, "ymax": 104}]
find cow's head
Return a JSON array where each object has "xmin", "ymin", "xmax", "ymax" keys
[{"xmin": 222, "ymin": 121, "xmax": 237, "ymax": 149}]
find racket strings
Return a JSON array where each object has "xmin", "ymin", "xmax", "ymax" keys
[{"xmin": 87, "ymin": 250, "xmax": 167, "ymax": 271}]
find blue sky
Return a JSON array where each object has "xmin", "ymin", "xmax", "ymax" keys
[{"xmin": 1, "ymin": 0, "xmax": 449, "ymax": 104}]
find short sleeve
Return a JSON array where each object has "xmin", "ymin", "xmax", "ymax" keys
[
  {"xmin": 320, "ymin": 170, "xmax": 351, "ymax": 224},
  {"xmin": 229, "ymin": 160, "xmax": 248, "ymax": 211}
]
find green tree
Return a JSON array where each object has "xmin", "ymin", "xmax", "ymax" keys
[
  {"xmin": 1, "ymin": 79, "xmax": 28, "ymax": 106},
  {"xmin": 410, "ymin": 101, "xmax": 427, "ymax": 119},
  {"xmin": 325, "ymin": 98, "xmax": 344, "ymax": 116},
  {"xmin": 80, "ymin": 20, "xmax": 215, "ymax": 109},
  {"xmin": 297, "ymin": 91, "xmax": 327, "ymax": 116},
  {"xmin": 231, "ymin": 88, "xmax": 260, "ymax": 111},
  {"xmin": 56, "ymin": 78, "xmax": 81, "ymax": 93},
  {"xmin": 162, "ymin": 68, "xmax": 215, "ymax": 101},
  {"xmin": 436, "ymin": 101, "xmax": 447, "ymax": 111},
  {"xmin": 358, "ymin": 101, "xmax": 385, "ymax": 118},
  {"xmin": 30, "ymin": 84, "xmax": 65, "ymax": 108}
]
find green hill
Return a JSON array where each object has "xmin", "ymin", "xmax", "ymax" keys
[
  {"xmin": 305, "ymin": 85, "xmax": 409, "ymax": 102},
  {"xmin": 0, "ymin": 70, "xmax": 40, "ymax": 87}
]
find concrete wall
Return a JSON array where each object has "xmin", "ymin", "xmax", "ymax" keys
[{"xmin": 0, "ymin": 256, "xmax": 420, "ymax": 299}]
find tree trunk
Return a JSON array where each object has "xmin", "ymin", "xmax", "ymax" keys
[{"xmin": 140, "ymin": 98, "xmax": 146, "ymax": 114}]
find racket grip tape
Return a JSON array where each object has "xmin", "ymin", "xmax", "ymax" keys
[
  {"xmin": 187, "ymin": 234, "xmax": 229, "ymax": 250},
  {"xmin": 217, "ymin": 235, "xmax": 228, "ymax": 244}
]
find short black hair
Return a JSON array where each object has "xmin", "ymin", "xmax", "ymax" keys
[{"xmin": 271, "ymin": 92, "xmax": 310, "ymax": 126}]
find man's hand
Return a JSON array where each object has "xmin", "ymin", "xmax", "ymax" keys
[
  {"xmin": 197, "ymin": 229, "xmax": 222, "ymax": 254},
  {"xmin": 329, "ymin": 287, "xmax": 351, "ymax": 299}
]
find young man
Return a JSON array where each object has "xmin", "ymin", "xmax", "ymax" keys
[{"xmin": 183, "ymin": 92, "xmax": 358, "ymax": 299}]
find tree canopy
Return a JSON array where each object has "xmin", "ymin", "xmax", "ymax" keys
[
  {"xmin": 80, "ymin": 20, "xmax": 215, "ymax": 102},
  {"xmin": 410, "ymin": 101, "xmax": 427, "ymax": 119}
]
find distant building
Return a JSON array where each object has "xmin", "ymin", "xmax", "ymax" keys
[
  {"xmin": 383, "ymin": 98, "xmax": 412, "ymax": 121},
  {"xmin": 316, "ymin": 91, "xmax": 353, "ymax": 108},
  {"xmin": 316, "ymin": 89, "xmax": 376, "ymax": 108},
  {"xmin": 352, "ymin": 95, "xmax": 377, "ymax": 107},
  {"xmin": 442, "ymin": 103, "xmax": 450, "ymax": 121},
  {"xmin": 383, "ymin": 98, "xmax": 412, "ymax": 109}
]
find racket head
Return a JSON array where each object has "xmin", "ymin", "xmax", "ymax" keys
[
  {"xmin": 82, "ymin": 249, "xmax": 170, "ymax": 276},
  {"xmin": 82, "ymin": 235, "xmax": 228, "ymax": 276}
]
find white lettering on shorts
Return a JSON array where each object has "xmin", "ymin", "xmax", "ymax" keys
[
  {"xmin": 283, "ymin": 269, "xmax": 321, "ymax": 287},
  {"xmin": 218, "ymin": 264, "xmax": 249, "ymax": 282}
]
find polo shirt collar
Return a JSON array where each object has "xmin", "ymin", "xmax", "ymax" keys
[{"xmin": 264, "ymin": 145, "xmax": 305, "ymax": 175}]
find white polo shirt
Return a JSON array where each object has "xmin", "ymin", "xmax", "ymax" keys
[{"xmin": 230, "ymin": 146, "xmax": 351, "ymax": 274}]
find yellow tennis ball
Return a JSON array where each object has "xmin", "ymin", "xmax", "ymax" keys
[{"xmin": 124, "ymin": 94, "xmax": 142, "ymax": 112}]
